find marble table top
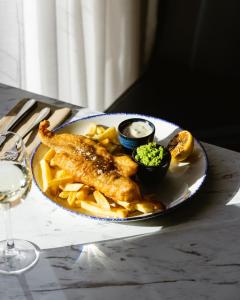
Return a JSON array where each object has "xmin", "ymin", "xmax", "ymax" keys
[{"xmin": 0, "ymin": 83, "xmax": 240, "ymax": 299}]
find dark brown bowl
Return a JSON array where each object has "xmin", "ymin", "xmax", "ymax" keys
[{"xmin": 132, "ymin": 144, "xmax": 171, "ymax": 184}]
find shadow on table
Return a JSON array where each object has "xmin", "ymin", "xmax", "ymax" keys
[
  {"xmin": 121, "ymin": 155, "xmax": 240, "ymax": 229},
  {"xmin": 8, "ymin": 158, "xmax": 240, "ymax": 300}
]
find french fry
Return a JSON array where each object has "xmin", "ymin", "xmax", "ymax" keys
[
  {"xmin": 111, "ymin": 207, "xmax": 129, "ymax": 218},
  {"xmin": 93, "ymin": 191, "xmax": 111, "ymax": 210},
  {"xmin": 59, "ymin": 191, "xmax": 70, "ymax": 198},
  {"xmin": 61, "ymin": 183, "xmax": 83, "ymax": 192},
  {"xmin": 55, "ymin": 169, "xmax": 70, "ymax": 179},
  {"xmin": 80, "ymin": 200, "xmax": 128, "ymax": 218},
  {"xmin": 67, "ymin": 191, "xmax": 77, "ymax": 206},
  {"xmin": 142, "ymin": 195, "xmax": 165, "ymax": 211},
  {"xmin": 76, "ymin": 186, "xmax": 91, "ymax": 201},
  {"xmin": 48, "ymin": 176, "xmax": 73, "ymax": 188},
  {"xmin": 100, "ymin": 138, "xmax": 110, "ymax": 145},
  {"xmin": 87, "ymin": 123, "xmax": 97, "ymax": 136},
  {"xmin": 75, "ymin": 194, "xmax": 95, "ymax": 207},
  {"xmin": 114, "ymin": 200, "xmax": 136, "ymax": 211},
  {"xmin": 43, "ymin": 149, "xmax": 56, "ymax": 161},
  {"xmin": 85, "ymin": 124, "xmax": 119, "ymax": 154},
  {"xmin": 96, "ymin": 126, "xmax": 105, "ymax": 135},
  {"xmin": 135, "ymin": 202, "xmax": 156, "ymax": 213},
  {"xmin": 40, "ymin": 159, "xmax": 53, "ymax": 192},
  {"xmin": 96, "ymin": 127, "xmax": 117, "ymax": 141}
]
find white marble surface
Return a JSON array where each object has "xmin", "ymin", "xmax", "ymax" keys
[
  {"xmin": 0, "ymin": 84, "xmax": 161, "ymax": 249},
  {"xmin": 0, "ymin": 84, "xmax": 240, "ymax": 299},
  {"xmin": 0, "ymin": 83, "xmax": 86, "ymax": 119}
]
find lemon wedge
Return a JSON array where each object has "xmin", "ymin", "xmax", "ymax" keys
[{"xmin": 168, "ymin": 130, "xmax": 194, "ymax": 161}]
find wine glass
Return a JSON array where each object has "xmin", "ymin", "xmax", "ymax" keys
[{"xmin": 0, "ymin": 131, "xmax": 39, "ymax": 274}]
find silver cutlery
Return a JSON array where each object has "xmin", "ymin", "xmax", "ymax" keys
[
  {"xmin": 0, "ymin": 99, "xmax": 37, "ymax": 147},
  {"xmin": 20, "ymin": 106, "xmax": 51, "ymax": 139},
  {"xmin": 2, "ymin": 99, "xmax": 37, "ymax": 132},
  {"xmin": 1, "ymin": 106, "xmax": 51, "ymax": 160}
]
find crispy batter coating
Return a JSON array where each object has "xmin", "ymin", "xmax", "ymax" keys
[
  {"xmin": 113, "ymin": 154, "xmax": 138, "ymax": 177},
  {"xmin": 51, "ymin": 152, "xmax": 140, "ymax": 202},
  {"xmin": 38, "ymin": 120, "xmax": 140, "ymax": 202}
]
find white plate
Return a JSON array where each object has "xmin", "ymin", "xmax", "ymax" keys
[{"xmin": 31, "ymin": 113, "xmax": 208, "ymax": 222}]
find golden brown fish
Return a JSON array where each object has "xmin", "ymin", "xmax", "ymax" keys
[
  {"xmin": 113, "ymin": 154, "xmax": 138, "ymax": 177},
  {"xmin": 38, "ymin": 120, "xmax": 140, "ymax": 202},
  {"xmin": 38, "ymin": 121, "xmax": 137, "ymax": 177}
]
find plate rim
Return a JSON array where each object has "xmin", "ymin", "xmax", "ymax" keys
[{"xmin": 31, "ymin": 112, "xmax": 209, "ymax": 222}]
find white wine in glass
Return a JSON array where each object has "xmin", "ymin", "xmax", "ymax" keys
[{"xmin": 0, "ymin": 131, "xmax": 39, "ymax": 274}]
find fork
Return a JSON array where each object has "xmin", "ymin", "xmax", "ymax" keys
[
  {"xmin": 2, "ymin": 107, "xmax": 51, "ymax": 160},
  {"xmin": 0, "ymin": 99, "xmax": 37, "ymax": 147}
]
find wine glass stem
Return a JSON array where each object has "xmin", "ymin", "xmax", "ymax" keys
[{"xmin": 2, "ymin": 202, "xmax": 15, "ymax": 255}]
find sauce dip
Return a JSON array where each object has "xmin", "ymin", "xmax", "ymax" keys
[{"xmin": 123, "ymin": 121, "xmax": 153, "ymax": 138}]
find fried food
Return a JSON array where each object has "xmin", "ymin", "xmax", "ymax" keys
[
  {"xmin": 80, "ymin": 200, "xmax": 128, "ymax": 218},
  {"xmin": 93, "ymin": 190, "xmax": 111, "ymax": 210},
  {"xmin": 38, "ymin": 120, "xmax": 140, "ymax": 202},
  {"xmin": 39, "ymin": 120, "xmax": 137, "ymax": 178},
  {"xmin": 39, "ymin": 120, "xmax": 112, "ymax": 160},
  {"xmin": 40, "ymin": 142, "xmax": 165, "ymax": 218},
  {"xmin": 50, "ymin": 152, "xmax": 140, "ymax": 202},
  {"xmin": 113, "ymin": 154, "xmax": 138, "ymax": 177},
  {"xmin": 40, "ymin": 159, "xmax": 52, "ymax": 192}
]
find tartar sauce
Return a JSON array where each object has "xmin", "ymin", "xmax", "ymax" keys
[{"xmin": 123, "ymin": 121, "xmax": 153, "ymax": 138}]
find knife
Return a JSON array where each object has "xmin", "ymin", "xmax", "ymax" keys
[
  {"xmin": 0, "ymin": 99, "xmax": 37, "ymax": 147},
  {"xmin": 0, "ymin": 106, "xmax": 51, "ymax": 153},
  {"xmin": 21, "ymin": 106, "xmax": 51, "ymax": 139},
  {"xmin": 2, "ymin": 99, "xmax": 37, "ymax": 132}
]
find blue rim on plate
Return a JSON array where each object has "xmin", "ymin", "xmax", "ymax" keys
[{"xmin": 31, "ymin": 113, "xmax": 208, "ymax": 222}]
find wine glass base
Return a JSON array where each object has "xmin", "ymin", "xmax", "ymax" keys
[{"xmin": 0, "ymin": 239, "xmax": 40, "ymax": 275}]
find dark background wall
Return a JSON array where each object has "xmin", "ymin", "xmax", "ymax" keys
[
  {"xmin": 157, "ymin": 0, "xmax": 240, "ymax": 75},
  {"xmin": 107, "ymin": 0, "xmax": 240, "ymax": 151}
]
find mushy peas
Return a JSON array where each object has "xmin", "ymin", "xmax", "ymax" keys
[{"xmin": 134, "ymin": 142, "xmax": 167, "ymax": 167}]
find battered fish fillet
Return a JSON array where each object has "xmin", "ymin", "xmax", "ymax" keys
[
  {"xmin": 38, "ymin": 120, "xmax": 140, "ymax": 202},
  {"xmin": 112, "ymin": 154, "xmax": 137, "ymax": 177},
  {"xmin": 38, "ymin": 121, "xmax": 137, "ymax": 177},
  {"xmin": 51, "ymin": 152, "xmax": 140, "ymax": 202}
]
